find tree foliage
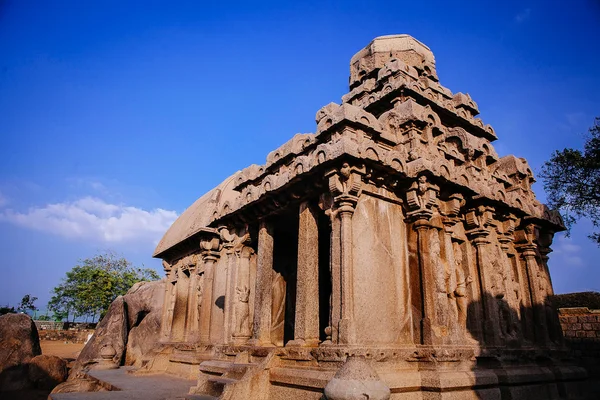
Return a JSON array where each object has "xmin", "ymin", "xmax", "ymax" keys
[
  {"xmin": 0, "ymin": 306, "xmax": 16, "ymax": 315},
  {"xmin": 540, "ymin": 117, "xmax": 600, "ymax": 245},
  {"xmin": 17, "ymin": 294, "xmax": 38, "ymax": 313},
  {"xmin": 48, "ymin": 251, "xmax": 160, "ymax": 322}
]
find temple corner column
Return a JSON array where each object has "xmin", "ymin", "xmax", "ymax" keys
[
  {"xmin": 289, "ymin": 201, "xmax": 321, "ymax": 347},
  {"xmin": 199, "ymin": 234, "xmax": 221, "ymax": 345},
  {"xmin": 326, "ymin": 163, "xmax": 364, "ymax": 345},
  {"xmin": 248, "ymin": 219, "xmax": 275, "ymax": 347}
]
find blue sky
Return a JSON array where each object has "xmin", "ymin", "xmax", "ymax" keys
[{"xmin": 1, "ymin": 1, "xmax": 599, "ymax": 309}]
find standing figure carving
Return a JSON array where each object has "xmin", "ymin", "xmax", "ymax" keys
[
  {"xmin": 233, "ymin": 285, "xmax": 251, "ymax": 338},
  {"xmin": 271, "ymin": 272, "xmax": 286, "ymax": 346},
  {"xmin": 196, "ymin": 276, "xmax": 204, "ymax": 323}
]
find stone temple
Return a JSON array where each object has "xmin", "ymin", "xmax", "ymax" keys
[{"xmin": 140, "ymin": 35, "xmax": 586, "ymax": 398}]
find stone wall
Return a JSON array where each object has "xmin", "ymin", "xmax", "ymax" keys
[
  {"xmin": 559, "ymin": 307, "xmax": 600, "ymax": 377},
  {"xmin": 37, "ymin": 329, "xmax": 94, "ymax": 343}
]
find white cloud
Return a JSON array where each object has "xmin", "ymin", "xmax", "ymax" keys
[
  {"xmin": 514, "ymin": 8, "xmax": 531, "ymax": 23},
  {"xmin": 0, "ymin": 197, "xmax": 178, "ymax": 244},
  {"xmin": 551, "ymin": 236, "xmax": 584, "ymax": 268}
]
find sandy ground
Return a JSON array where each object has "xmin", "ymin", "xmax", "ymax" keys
[{"xmin": 40, "ymin": 340, "xmax": 85, "ymax": 360}]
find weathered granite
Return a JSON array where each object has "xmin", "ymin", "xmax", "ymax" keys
[
  {"xmin": 0, "ymin": 313, "xmax": 42, "ymax": 392},
  {"xmin": 146, "ymin": 34, "xmax": 588, "ymax": 399},
  {"xmin": 62, "ymin": 35, "xmax": 593, "ymax": 399}
]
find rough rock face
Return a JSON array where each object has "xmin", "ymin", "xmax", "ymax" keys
[
  {"xmin": 55, "ymin": 280, "xmax": 165, "ymax": 393},
  {"xmin": 0, "ymin": 313, "xmax": 42, "ymax": 391},
  {"xmin": 123, "ymin": 280, "xmax": 164, "ymax": 367},
  {"xmin": 28, "ymin": 355, "xmax": 68, "ymax": 390},
  {"xmin": 74, "ymin": 280, "xmax": 165, "ymax": 369},
  {"xmin": 75, "ymin": 295, "xmax": 128, "ymax": 371}
]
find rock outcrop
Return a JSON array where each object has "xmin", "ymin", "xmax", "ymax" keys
[
  {"xmin": 54, "ymin": 280, "xmax": 165, "ymax": 393},
  {"xmin": 123, "ymin": 280, "xmax": 164, "ymax": 367},
  {"xmin": 0, "ymin": 313, "xmax": 42, "ymax": 391},
  {"xmin": 28, "ymin": 354, "xmax": 68, "ymax": 390}
]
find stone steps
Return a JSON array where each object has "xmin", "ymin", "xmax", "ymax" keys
[{"xmin": 194, "ymin": 358, "xmax": 256, "ymax": 398}]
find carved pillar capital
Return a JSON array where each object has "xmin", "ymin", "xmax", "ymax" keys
[
  {"xmin": 514, "ymin": 222, "xmax": 539, "ymax": 256},
  {"xmin": 464, "ymin": 205, "xmax": 494, "ymax": 240},
  {"xmin": 327, "ymin": 162, "xmax": 364, "ymax": 203},
  {"xmin": 405, "ymin": 175, "xmax": 439, "ymax": 221},
  {"xmin": 200, "ymin": 234, "xmax": 221, "ymax": 262}
]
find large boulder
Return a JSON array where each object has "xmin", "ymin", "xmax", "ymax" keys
[
  {"xmin": 0, "ymin": 313, "xmax": 42, "ymax": 391},
  {"xmin": 28, "ymin": 354, "xmax": 68, "ymax": 390},
  {"xmin": 75, "ymin": 295, "xmax": 128, "ymax": 372},
  {"xmin": 123, "ymin": 280, "xmax": 164, "ymax": 367},
  {"xmin": 68, "ymin": 279, "xmax": 164, "ymax": 378}
]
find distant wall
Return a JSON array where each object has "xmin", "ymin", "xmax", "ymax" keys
[
  {"xmin": 37, "ymin": 329, "xmax": 94, "ymax": 343},
  {"xmin": 559, "ymin": 307, "xmax": 600, "ymax": 376}
]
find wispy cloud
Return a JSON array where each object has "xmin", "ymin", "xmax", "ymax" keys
[
  {"xmin": 551, "ymin": 236, "xmax": 584, "ymax": 268},
  {"xmin": 514, "ymin": 8, "xmax": 531, "ymax": 23},
  {"xmin": 0, "ymin": 197, "xmax": 178, "ymax": 244},
  {"xmin": 0, "ymin": 191, "xmax": 8, "ymax": 208}
]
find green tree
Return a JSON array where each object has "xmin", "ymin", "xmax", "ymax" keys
[
  {"xmin": 48, "ymin": 251, "xmax": 159, "ymax": 322},
  {"xmin": 0, "ymin": 305, "xmax": 16, "ymax": 315},
  {"xmin": 540, "ymin": 117, "xmax": 600, "ymax": 245},
  {"xmin": 18, "ymin": 294, "xmax": 38, "ymax": 314}
]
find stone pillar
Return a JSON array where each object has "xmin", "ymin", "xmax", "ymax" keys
[
  {"xmin": 537, "ymin": 230, "xmax": 563, "ymax": 344},
  {"xmin": 517, "ymin": 237, "xmax": 550, "ymax": 346},
  {"xmin": 249, "ymin": 219, "xmax": 275, "ymax": 346},
  {"xmin": 199, "ymin": 235, "xmax": 221, "ymax": 345},
  {"xmin": 233, "ymin": 245, "xmax": 253, "ymax": 343},
  {"xmin": 404, "ymin": 175, "xmax": 442, "ymax": 345},
  {"xmin": 337, "ymin": 195, "xmax": 357, "ymax": 344},
  {"xmin": 465, "ymin": 206, "xmax": 502, "ymax": 346},
  {"xmin": 184, "ymin": 257, "xmax": 200, "ymax": 342},
  {"xmin": 219, "ymin": 228, "xmax": 236, "ymax": 345},
  {"xmin": 413, "ymin": 219, "xmax": 438, "ymax": 345},
  {"xmin": 289, "ymin": 201, "xmax": 320, "ymax": 347},
  {"xmin": 170, "ymin": 266, "xmax": 189, "ymax": 342},
  {"xmin": 327, "ymin": 201, "xmax": 341, "ymax": 345},
  {"xmin": 327, "ymin": 163, "xmax": 364, "ymax": 345},
  {"xmin": 496, "ymin": 214, "xmax": 521, "ymax": 342},
  {"xmin": 160, "ymin": 261, "xmax": 174, "ymax": 341}
]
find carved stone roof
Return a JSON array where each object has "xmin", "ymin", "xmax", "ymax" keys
[
  {"xmin": 154, "ymin": 34, "xmax": 565, "ymax": 260},
  {"xmin": 153, "ymin": 173, "xmax": 239, "ymax": 258}
]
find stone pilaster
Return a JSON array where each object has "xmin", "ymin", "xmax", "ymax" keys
[
  {"xmin": 515, "ymin": 224, "xmax": 550, "ymax": 346},
  {"xmin": 199, "ymin": 235, "xmax": 221, "ymax": 344},
  {"xmin": 323, "ymin": 194, "xmax": 341, "ymax": 345},
  {"xmin": 249, "ymin": 219, "xmax": 275, "ymax": 346},
  {"xmin": 232, "ymin": 245, "xmax": 253, "ymax": 343},
  {"xmin": 440, "ymin": 193, "xmax": 470, "ymax": 344},
  {"xmin": 326, "ymin": 163, "xmax": 364, "ymax": 345},
  {"xmin": 184, "ymin": 256, "xmax": 200, "ymax": 342},
  {"xmin": 465, "ymin": 206, "xmax": 502, "ymax": 346},
  {"xmin": 495, "ymin": 213, "xmax": 521, "ymax": 343},
  {"xmin": 404, "ymin": 175, "xmax": 442, "ymax": 345},
  {"xmin": 160, "ymin": 261, "xmax": 175, "ymax": 341},
  {"xmin": 289, "ymin": 201, "xmax": 320, "ymax": 347},
  {"xmin": 219, "ymin": 226, "xmax": 236, "ymax": 345}
]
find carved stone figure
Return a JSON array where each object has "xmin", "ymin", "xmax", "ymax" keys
[
  {"xmin": 233, "ymin": 285, "xmax": 251, "ymax": 338},
  {"xmin": 270, "ymin": 273, "xmax": 286, "ymax": 347},
  {"xmin": 66, "ymin": 35, "xmax": 581, "ymax": 399}
]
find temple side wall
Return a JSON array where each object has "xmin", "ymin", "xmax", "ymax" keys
[{"xmin": 352, "ymin": 194, "xmax": 412, "ymax": 345}]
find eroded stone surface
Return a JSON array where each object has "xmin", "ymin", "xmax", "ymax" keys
[
  {"xmin": 324, "ymin": 356, "xmax": 390, "ymax": 400},
  {"xmin": 67, "ymin": 34, "xmax": 592, "ymax": 399},
  {"xmin": 0, "ymin": 313, "xmax": 42, "ymax": 391},
  {"xmin": 28, "ymin": 354, "xmax": 68, "ymax": 390}
]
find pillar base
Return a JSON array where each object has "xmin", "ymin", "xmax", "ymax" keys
[{"xmin": 286, "ymin": 338, "xmax": 320, "ymax": 347}]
